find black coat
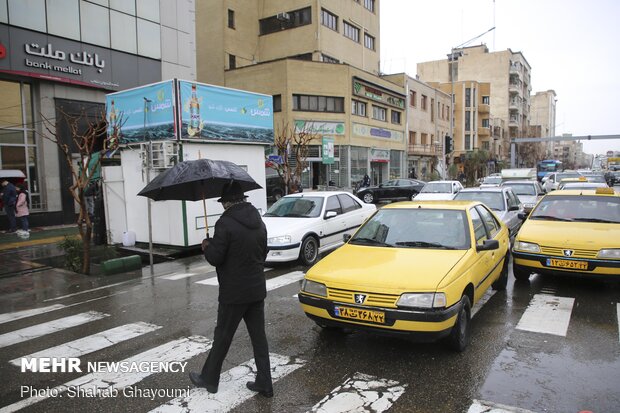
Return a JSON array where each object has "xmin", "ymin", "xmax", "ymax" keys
[{"xmin": 204, "ymin": 202, "xmax": 268, "ymax": 304}]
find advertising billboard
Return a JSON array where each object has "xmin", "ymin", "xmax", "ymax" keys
[
  {"xmin": 106, "ymin": 80, "xmax": 176, "ymax": 146},
  {"xmin": 178, "ymin": 81, "xmax": 273, "ymax": 144}
]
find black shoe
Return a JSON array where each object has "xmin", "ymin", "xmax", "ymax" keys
[
  {"xmin": 246, "ymin": 381, "xmax": 273, "ymax": 398},
  {"xmin": 189, "ymin": 372, "xmax": 218, "ymax": 393}
]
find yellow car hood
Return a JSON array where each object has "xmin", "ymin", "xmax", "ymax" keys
[
  {"xmin": 518, "ymin": 220, "xmax": 620, "ymax": 248},
  {"xmin": 306, "ymin": 244, "xmax": 468, "ymax": 292}
]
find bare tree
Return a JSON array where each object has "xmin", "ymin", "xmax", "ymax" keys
[
  {"xmin": 41, "ymin": 106, "xmax": 122, "ymax": 274},
  {"xmin": 267, "ymin": 121, "xmax": 316, "ymax": 194}
]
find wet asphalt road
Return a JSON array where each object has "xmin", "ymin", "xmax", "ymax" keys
[{"xmin": 0, "ymin": 254, "xmax": 619, "ymax": 413}]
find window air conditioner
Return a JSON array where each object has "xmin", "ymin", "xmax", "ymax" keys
[
  {"xmin": 150, "ymin": 141, "xmax": 178, "ymax": 170},
  {"xmin": 276, "ymin": 12, "xmax": 290, "ymax": 21}
]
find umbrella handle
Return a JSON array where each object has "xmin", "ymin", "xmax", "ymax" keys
[{"xmin": 202, "ymin": 190, "xmax": 209, "ymax": 238}]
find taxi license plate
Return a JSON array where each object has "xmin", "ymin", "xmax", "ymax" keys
[
  {"xmin": 334, "ymin": 306, "xmax": 385, "ymax": 324},
  {"xmin": 546, "ymin": 259, "xmax": 588, "ymax": 270}
]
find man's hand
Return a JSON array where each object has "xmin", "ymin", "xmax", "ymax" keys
[{"xmin": 201, "ymin": 238, "xmax": 210, "ymax": 252}]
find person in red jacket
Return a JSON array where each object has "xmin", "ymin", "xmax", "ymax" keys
[
  {"xmin": 15, "ymin": 184, "xmax": 29, "ymax": 236},
  {"xmin": 189, "ymin": 181, "xmax": 273, "ymax": 397}
]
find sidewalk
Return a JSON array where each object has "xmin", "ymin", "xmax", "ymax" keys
[{"xmin": 0, "ymin": 224, "xmax": 79, "ymax": 252}]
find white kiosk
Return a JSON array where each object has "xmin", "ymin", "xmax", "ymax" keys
[{"xmin": 102, "ymin": 79, "xmax": 273, "ymax": 247}]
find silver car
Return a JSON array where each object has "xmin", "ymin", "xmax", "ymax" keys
[
  {"xmin": 453, "ymin": 186, "xmax": 524, "ymax": 242},
  {"xmin": 500, "ymin": 180, "xmax": 545, "ymax": 213}
]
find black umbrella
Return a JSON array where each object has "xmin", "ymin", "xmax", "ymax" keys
[{"xmin": 137, "ymin": 158, "xmax": 262, "ymax": 236}]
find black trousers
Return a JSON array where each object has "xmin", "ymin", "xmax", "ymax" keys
[{"xmin": 201, "ymin": 300, "xmax": 272, "ymax": 390}]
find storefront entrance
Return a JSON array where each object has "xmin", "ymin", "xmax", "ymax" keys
[{"xmin": 370, "ymin": 162, "xmax": 386, "ymax": 186}]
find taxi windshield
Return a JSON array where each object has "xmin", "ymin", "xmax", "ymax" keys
[
  {"xmin": 350, "ymin": 208, "xmax": 470, "ymax": 249},
  {"xmin": 529, "ymin": 196, "xmax": 620, "ymax": 223},
  {"xmin": 264, "ymin": 196, "xmax": 324, "ymax": 218}
]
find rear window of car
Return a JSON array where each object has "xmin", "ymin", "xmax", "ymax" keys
[
  {"xmin": 503, "ymin": 183, "xmax": 536, "ymax": 196},
  {"xmin": 454, "ymin": 191, "xmax": 504, "ymax": 211}
]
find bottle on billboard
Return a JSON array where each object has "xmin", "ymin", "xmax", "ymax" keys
[
  {"xmin": 107, "ymin": 99, "xmax": 118, "ymax": 149},
  {"xmin": 188, "ymin": 84, "xmax": 201, "ymax": 137}
]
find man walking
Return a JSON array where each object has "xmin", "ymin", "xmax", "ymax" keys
[
  {"xmin": 1, "ymin": 180, "xmax": 17, "ymax": 233},
  {"xmin": 189, "ymin": 181, "xmax": 273, "ymax": 397}
]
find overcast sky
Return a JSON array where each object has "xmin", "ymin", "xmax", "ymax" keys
[{"xmin": 380, "ymin": 0, "xmax": 620, "ymax": 156}]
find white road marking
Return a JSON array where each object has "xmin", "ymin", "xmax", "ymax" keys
[
  {"xmin": 43, "ymin": 279, "xmax": 139, "ymax": 302},
  {"xmin": 0, "ymin": 304, "xmax": 66, "ymax": 325},
  {"xmin": 0, "ymin": 336, "xmax": 213, "ymax": 413},
  {"xmin": 472, "ymin": 290, "xmax": 496, "ymax": 317},
  {"xmin": 9, "ymin": 321, "xmax": 161, "ymax": 366},
  {"xmin": 161, "ymin": 272, "xmax": 197, "ymax": 280},
  {"xmin": 150, "ymin": 353, "xmax": 305, "ymax": 412},
  {"xmin": 195, "ymin": 271, "xmax": 305, "ymax": 292},
  {"xmin": 0, "ymin": 311, "xmax": 109, "ymax": 348},
  {"xmin": 516, "ymin": 294, "xmax": 574, "ymax": 336},
  {"xmin": 309, "ymin": 372, "xmax": 406, "ymax": 413},
  {"xmin": 468, "ymin": 399, "xmax": 537, "ymax": 413},
  {"xmin": 617, "ymin": 303, "xmax": 620, "ymax": 342}
]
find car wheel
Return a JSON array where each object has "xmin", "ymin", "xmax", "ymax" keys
[
  {"xmin": 299, "ymin": 236, "xmax": 319, "ymax": 266},
  {"xmin": 447, "ymin": 295, "xmax": 471, "ymax": 352},
  {"xmin": 362, "ymin": 193, "xmax": 374, "ymax": 204},
  {"xmin": 272, "ymin": 189, "xmax": 283, "ymax": 201},
  {"xmin": 492, "ymin": 254, "xmax": 509, "ymax": 291},
  {"xmin": 513, "ymin": 263, "xmax": 531, "ymax": 281}
]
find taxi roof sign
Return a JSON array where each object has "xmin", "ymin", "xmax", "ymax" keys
[{"xmin": 595, "ymin": 187, "xmax": 615, "ymax": 195}]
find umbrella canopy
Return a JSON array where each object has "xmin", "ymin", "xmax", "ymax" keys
[{"xmin": 137, "ymin": 159, "xmax": 262, "ymax": 201}]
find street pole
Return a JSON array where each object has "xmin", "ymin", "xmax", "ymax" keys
[
  {"xmin": 447, "ymin": 49, "xmax": 454, "ymax": 180},
  {"xmin": 144, "ymin": 98, "xmax": 154, "ymax": 276}
]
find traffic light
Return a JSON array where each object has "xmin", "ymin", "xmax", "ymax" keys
[{"xmin": 444, "ymin": 135, "xmax": 453, "ymax": 155}]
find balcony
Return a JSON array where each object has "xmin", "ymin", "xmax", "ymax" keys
[
  {"xmin": 478, "ymin": 103, "xmax": 490, "ymax": 113},
  {"xmin": 509, "ymin": 99, "xmax": 521, "ymax": 110},
  {"xmin": 509, "ymin": 82, "xmax": 521, "ymax": 94},
  {"xmin": 509, "ymin": 116, "xmax": 519, "ymax": 127},
  {"xmin": 408, "ymin": 144, "xmax": 437, "ymax": 156},
  {"xmin": 478, "ymin": 127, "xmax": 490, "ymax": 137}
]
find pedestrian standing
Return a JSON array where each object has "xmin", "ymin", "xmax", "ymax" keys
[
  {"xmin": 189, "ymin": 181, "xmax": 273, "ymax": 397},
  {"xmin": 15, "ymin": 184, "xmax": 30, "ymax": 237},
  {"xmin": 1, "ymin": 180, "xmax": 17, "ymax": 233}
]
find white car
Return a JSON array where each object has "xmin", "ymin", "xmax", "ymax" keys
[
  {"xmin": 414, "ymin": 180, "xmax": 464, "ymax": 200},
  {"xmin": 262, "ymin": 191, "xmax": 376, "ymax": 266}
]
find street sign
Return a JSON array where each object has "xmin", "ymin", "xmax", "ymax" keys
[{"xmin": 268, "ymin": 155, "xmax": 283, "ymax": 164}]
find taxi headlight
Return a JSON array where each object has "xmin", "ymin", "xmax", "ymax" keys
[
  {"xmin": 301, "ymin": 279, "xmax": 327, "ymax": 297},
  {"xmin": 268, "ymin": 235, "xmax": 292, "ymax": 245},
  {"xmin": 397, "ymin": 293, "xmax": 446, "ymax": 309},
  {"xmin": 514, "ymin": 241, "xmax": 540, "ymax": 253},
  {"xmin": 598, "ymin": 249, "xmax": 620, "ymax": 259}
]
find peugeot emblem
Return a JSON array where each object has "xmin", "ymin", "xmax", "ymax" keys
[
  {"xmin": 563, "ymin": 250, "xmax": 574, "ymax": 257},
  {"xmin": 354, "ymin": 294, "xmax": 367, "ymax": 304}
]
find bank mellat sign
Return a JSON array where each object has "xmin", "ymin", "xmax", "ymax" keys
[{"xmin": 0, "ymin": 24, "xmax": 160, "ymax": 91}]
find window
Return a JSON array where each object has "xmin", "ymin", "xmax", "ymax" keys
[
  {"xmin": 482, "ymin": 141, "xmax": 490, "ymax": 150},
  {"xmin": 228, "ymin": 9, "xmax": 235, "ymax": 29},
  {"xmin": 482, "ymin": 95, "xmax": 490, "ymax": 104},
  {"xmin": 482, "ymin": 118, "xmax": 490, "ymax": 128},
  {"xmin": 465, "ymin": 111, "xmax": 471, "ymax": 131},
  {"xmin": 391, "ymin": 110, "xmax": 401, "ymax": 124},
  {"xmin": 293, "ymin": 94, "xmax": 344, "ymax": 113},
  {"xmin": 259, "ymin": 7, "xmax": 312, "ymax": 35},
  {"xmin": 321, "ymin": 8, "xmax": 337, "ymax": 31},
  {"xmin": 343, "ymin": 21, "xmax": 360, "ymax": 42},
  {"xmin": 273, "ymin": 95, "xmax": 282, "ymax": 112},
  {"xmin": 409, "ymin": 91, "xmax": 417, "ymax": 107},
  {"xmin": 372, "ymin": 105, "xmax": 387, "ymax": 121},
  {"xmin": 364, "ymin": 33, "xmax": 375, "ymax": 50},
  {"xmin": 364, "ymin": 0, "xmax": 375, "ymax": 12},
  {"xmin": 465, "ymin": 87, "xmax": 471, "ymax": 107},
  {"xmin": 431, "ymin": 98, "xmax": 435, "ymax": 121},
  {"xmin": 469, "ymin": 207, "xmax": 487, "ymax": 245},
  {"xmin": 421, "ymin": 95, "xmax": 427, "ymax": 110},
  {"xmin": 352, "ymin": 100, "xmax": 366, "ymax": 117},
  {"xmin": 465, "ymin": 134, "xmax": 471, "ymax": 150},
  {"xmin": 338, "ymin": 194, "xmax": 361, "ymax": 213},
  {"xmin": 228, "ymin": 54, "xmax": 236, "ymax": 69},
  {"xmin": 321, "ymin": 54, "xmax": 339, "ymax": 63},
  {"xmin": 326, "ymin": 195, "xmax": 342, "ymax": 215},
  {"xmin": 477, "ymin": 205, "xmax": 500, "ymax": 238},
  {"xmin": 409, "ymin": 131, "xmax": 416, "ymax": 145}
]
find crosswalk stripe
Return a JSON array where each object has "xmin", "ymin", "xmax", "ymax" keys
[
  {"xmin": 150, "ymin": 353, "xmax": 305, "ymax": 412},
  {"xmin": 0, "ymin": 336, "xmax": 213, "ymax": 413},
  {"xmin": 161, "ymin": 272, "xmax": 197, "ymax": 280},
  {"xmin": 0, "ymin": 311, "xmax": 109, "ymax": 348},
  {"xmin": 43, "ymin": 279, "xmax": 139, "ymax": 302},
  {"xmin": 468, "ymin": 399, "xmax": 537, "ymax": 413},
  {"xmin": 195, "ymin": 271, "xmax": 305, "ymax": 292},
  {"xmin": 9, "ymin": 322, "xmax": 162, "ymax": 366},
  {"xmin": 0, "ymin": 305, "xmax": 66, "ymax": 325},
  {"xmin": 309, "ymin": 372, "xmax": 406, "ymax": 413},
  {"xmin": 516, "ymin": 294, "xmax": 574, "ymax": 336}
]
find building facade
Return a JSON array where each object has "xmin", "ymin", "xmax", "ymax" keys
[
  {"xmin": 0, "ymin": 0, "xmax": 195, "ymax": 227},
  {"xmin": 196, "ymin": 0, "xmax": 407, "ymax": 189},
  {"xmin": 417, "ymin": 45, "xmax": 532, "ymax": 165},
  {"xmin": 529, "ymin": 89, "xmax": 557, "ymax": 158}
]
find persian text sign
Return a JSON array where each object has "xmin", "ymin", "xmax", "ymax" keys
[
  {"xmin": 295, "ymin": 120, "xmax": 345, "ymax": 136},
  {"xmin": 352, "ymin": 123, "xmax": 404, "ymax": 142}
]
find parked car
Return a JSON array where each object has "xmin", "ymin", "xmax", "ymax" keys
[
  {"xmin": 298, "ymin": 200, "xmax": 510, "ymax": 351},
  {"xmin": 453, "ymin": 186, "xmax": 524, "ymax": 242},
  {"xmin": 262, "ymin": 191, "xmax": 376, "ymax": 266},
  {"xmin": 355, "ymin": 178, "xmax": 426, "ymax": 204},
  {"xmin": 414, "ymin": 180, "xmax": 463, "ymax": 200},
  {"xmin": 512, "ymin": 187, "xmax": 620, "ymax": 281},
  {"xmin": 266, "ymin": 175, "xmax": 286, "ymax": 201},
  {"xmin": 501, "ymin": 180, "xmax": 545, "ymax": 213}
]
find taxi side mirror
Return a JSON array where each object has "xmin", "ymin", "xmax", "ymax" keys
[
  {"xmin": 508, "ymin": 205, "xmax": 520, "ymax": 212},
  {"xmin": 477, "ymin": 239, "xmax": 499, "ymax": 252},
  {"xmin": 325, "ymin": 211, "xmax": 338, "ymax": 219},
  {"xmin": 343, "ymin": 233, "xmax": 352, "ymax": 243}
]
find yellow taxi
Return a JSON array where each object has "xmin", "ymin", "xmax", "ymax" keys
[
  {"xmin": 512, "ymin": 188, "xmax": 620, "ymax": 281},
  {"xmin": 298, "ymin": 201, "xmax": 510, "ymax": 352}
]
